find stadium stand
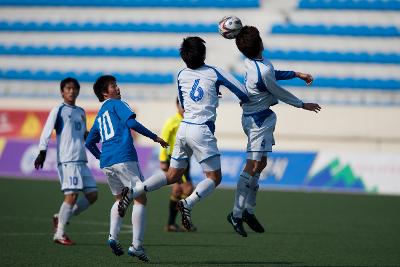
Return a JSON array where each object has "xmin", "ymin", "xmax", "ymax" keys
[
  {"xmin": 0, "ymin": 0, "xmax": 259, "ymax": 8},
  {"xmin": 0, "ymin": 21, "xmax": 218, "ymax": 33},
  {"xmin": 271, "ymin": 24, "xmax": 400, "ymax": 37},
  {"xmin": 298, "ymin": 0, "xmax": 400, "ymax": 11},
  {"xmin": 0, "ymin": 0, "xmax": 399, "ymax": 106}
]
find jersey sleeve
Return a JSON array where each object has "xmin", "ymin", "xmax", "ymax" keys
[
  {"xmin": 262, "ymin": 68, "xmax": 303, "ymax": 108},
  {"xmin": 38, "ymin": 106, "xmax": 59, "ymax": 151},
  {"xmin": 115, "ymin": 100, "xmax": 136, "ymax": 125},
  {"xmin": 213, "ymin": 67, "xmax": 249, "ymax": 103},
  {"xmin": 159, "ymin": 119, "xmax": 172, "ymax": 162},
  {"xmin": 275, "ymin": 70, "xmax": 296, "ymax": 80},
  {"xmin": 85, "ymin": 118, "xmax": 101, "ymax": 159}
]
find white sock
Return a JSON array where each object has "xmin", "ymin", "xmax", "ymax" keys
[
  {"xmin": 109, "ymin": 201, "xmax": 122, "ymax": 240},
  {"xmin": 56, "ymin": 202, "xmax": 73, "ymax": 237},
  {"xmin": 232, "ymin": 172, "xmax": 252, "ymax": 218},
  {"xmin": 131, "ymin": 203, "xmax": 146, "ymax": 249},
  {"xmin": 245, "ymin": 173, "xmax": 260, "ymax": 214},
  {"xmin": 184, "ymin": 178, "xmax": 216, "ymax": 209},
  {"xmin": 142, "ymin": 172, "xmax": 167, "ymax": 193},
  {"xmin": 72, "ymin": 197, "xmax": 90, "ymax": 216}
]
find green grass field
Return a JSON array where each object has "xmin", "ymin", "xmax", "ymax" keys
[{"xmin": 0, "ymin": 178, "xmax": 399, "ymax": 267}]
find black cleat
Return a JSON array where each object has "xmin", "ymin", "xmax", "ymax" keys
[
  {"xmin": 177, "ymin": 200, "xmax": 193, "ymax": 231},
  {"xmin": 242, "ymin": 209, "xmax": 265, "ymax": 233},
  {"xmin": 227, "ymin": 212, "xmax": 247, "ymax": 237},
  {"xmin": 118, "ymin": 187, "xmax": 132, "ymax": 217}
]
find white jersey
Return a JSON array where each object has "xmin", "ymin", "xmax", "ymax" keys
[
  {"xmin": 39, "ymin": 103, "xmax": 88, "ymax": 164},
  {"xmin": 177, "ymin": 65, "xmax": 249, "ymax": 125},
  {"xmin": 242, "ymin": 58, "xmax": 303, "ymax": 114}
]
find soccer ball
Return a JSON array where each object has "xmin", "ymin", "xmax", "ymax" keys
[{"xmin": 218, "ymin": 16, "xmax": 243, "ymax": 39}]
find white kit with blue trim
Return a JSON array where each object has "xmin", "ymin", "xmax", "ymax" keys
[{"xmin": 39, "ymin": 103, "xmax": 88, "ymax": 164}]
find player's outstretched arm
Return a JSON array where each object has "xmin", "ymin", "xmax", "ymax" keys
[
  {"xmin": 126, "ymin": 118, "xmax": 169, "ymax": 148},
  {"xmin": 302, "ymin": 103, "xmax": 321, "ymax": 113}
]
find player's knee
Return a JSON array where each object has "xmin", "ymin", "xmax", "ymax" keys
[
  {"xmin": 134, "ymin": 194, "xmax": 147, "ymax": 205},
  {"xmin": 182, "ymin": 183, "xmax": 194, "ymax": 195},
  {"xmin": 171, "ymin": 185, "xmax": 182, "ymax": 198},
  {"xmin": 86, "ymin": 191, "xmax": 98, "ymax": 204},
  {"xmin": 64, "ymin": 193, "xmax": 78, "ymax": 205}
]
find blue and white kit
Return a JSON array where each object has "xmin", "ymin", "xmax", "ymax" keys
[
  {"xmin": 241, "ymin": 58, "xmax": 304, "ymax": 160},
  {"xmin": 86, "ymin": 99, "xmax": 155, "ymax": 195},
  {"xmin": 39, "ymin": 103, "xmax": 97, "ymax": 193},
  {"xmin": 171, "ymin": 65, "xmax": 249, "ymax": 171}
]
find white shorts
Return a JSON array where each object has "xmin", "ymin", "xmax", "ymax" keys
[
  {"xmin": 242, "ymin": 110, "xmax": 277, "ymax": 161},
  {"xmin": 57, "ymin": 162, "xmax": 97, "ymax": 195},
  {"xmin": 170, "ymin": 122, "xmax": 221, "ymax": 171},
  {"xmin": 102, "ymin": 161, "xmax": 144, "ymax": 196}
]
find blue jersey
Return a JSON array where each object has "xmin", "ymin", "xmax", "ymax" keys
[{"xmin": 86, "ymin": 99, "xmax": 138, "ymax": 168}]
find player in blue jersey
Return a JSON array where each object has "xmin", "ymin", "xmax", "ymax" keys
[
  {"xmin": 34, "ymin": 77, "xmax": 98, "ymax": 246},
  {"xmin": 118, "ymin": 36, "xmax": 250, "ymax": 231},
  {"xmin": 227, "ymin": 26, "xmax": 321, "ymax": 237},
  {"xmin": 85, "ymin": 75, "xmax": 168, "ymax": 262}
]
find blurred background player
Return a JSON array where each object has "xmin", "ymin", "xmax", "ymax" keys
[
  {"xmin": 120, "ymin": 36, "xmax": 250, "ymax": 231},
  {"xmin": 227, "ymin": 26, "xmax": 321, "ymax": 237},
  {"xmin": 159, "ymin": 97, "xmax": 196, "ymax": 232},
  {"xmin": 85, "ymin": 75, "xmax": 168, "ymax": 262},
  {"xmin": 34, "ymin": 77, "xmax": 98, "ymax": 245}
]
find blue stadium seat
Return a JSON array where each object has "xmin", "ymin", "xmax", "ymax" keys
[
  {"xmin": 271, "ymin": 23, "xmax": 400, "ymax": 37},
  {"xmin": 0, "ymin": 69, "xmax": 174, "ymax": 84},
  {"xmin": 0, "ymin": 21, "xmax": 218, "ymax": 33},
  {"xmin": 1, "ymin": 69, "xmax": 399, "ymax": 90},
  {"xmin": 264, "ymin": 49, "xmax": 400, "ymax": 64},
  {"xmin": 0, "ymin": 45, "xmax": 180, "ymax": 58},
  {"xmin": 0, "ymin": 0, "xmax": 259, "ymax": 8},
  {"xmin": 299, "ymin": 0, "xmax": 400, "ymax": 11}
]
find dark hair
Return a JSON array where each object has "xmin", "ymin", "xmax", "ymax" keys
[
  {"xmin": 93, "ymin": 75, "xmax": 116, "ymax": 102},
  {"xmin": 180, "ymin": 36, "xmax": 206, "ymax": 69},
  {"xmin": 176, "ymin": 97, "xmax": 179, "ymax": 105},
  {"xmin": 60, "ymin": 77, "xmax": 80, "ymax": 92},
  {"xmin": 235, "ymin": 26, "xmax": 262, "ymax": 59}
]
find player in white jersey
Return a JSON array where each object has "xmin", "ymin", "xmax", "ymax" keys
[
  {"xmin": 118, "ymin": 36, "xmax": 250, "ymax": 231},
  {"xmin": 34, "ymin": 77, "xmax": 98, "ymax": 245},
  {"xmin": 227, "ymin": 26, "xmax": 321, "ymax": 237}
]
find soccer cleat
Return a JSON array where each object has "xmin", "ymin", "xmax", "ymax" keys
[
  {"xmin": 242, "ymin": 209, "xmax": 265, "ymax": 233},
  {"xmin": 52, "ymin": 214, "xmax": 58, "ymax": 233},
  {"xmin": 177, "ymin": 200, "xmax": 193, "ymax": 231},
  {"xmin": 108, "ymin": 239, "xmax": 124, "ymax": 256},
  {"xmin": 182, "ymin": 223, "xmax": 197, "ymax": 232},
  {"xmin": 128, "ymin": 245, "xmax": 150, "ymax": 262},
  {"xmin": 53, "ymin": 234, "xmax": 75, "ymax": 246},
  {"xmin": 118, "ymin": 187, "xmax": 132, "ymax": 217},
  {"xmin": 227, "ymin": 212, "xmax": 247, "ymax": 237},
  {"xmin": 164, "ymin": 224, "xmax": 180, "ymax": 232}
]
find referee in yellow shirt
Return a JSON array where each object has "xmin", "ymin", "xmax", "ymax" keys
[{"xmin": 160, "ymin": 98, "xmax": 196, "ymax": 232}]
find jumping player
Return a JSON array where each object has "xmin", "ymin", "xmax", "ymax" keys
[
  {"xmin": 227, "ymin": 26, "xmax": 321, "ymax": 237},
  {"xmin": 118, "ymin": 36, "xmax": 250, "ymax": 231}
]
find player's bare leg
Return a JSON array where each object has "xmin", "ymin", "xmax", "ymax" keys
[{"xmin": 54, "ymin": 193, "xmax": 78, "ymax": 245}]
